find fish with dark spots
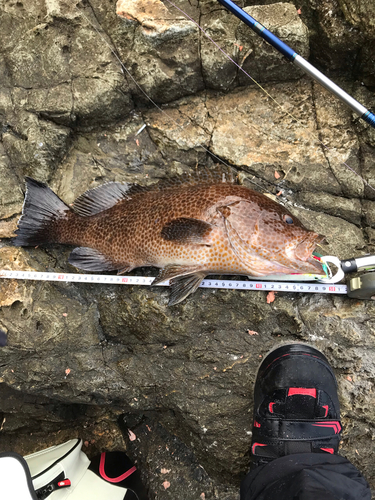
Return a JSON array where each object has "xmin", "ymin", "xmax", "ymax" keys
[{"xmin": 13, "ymin": 171, "xmax": 325, "ymax": 305}]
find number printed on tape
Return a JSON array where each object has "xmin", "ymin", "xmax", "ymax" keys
[{"xmin": 0, "ymin": 270, "xmax": 348, "ymax": 295}]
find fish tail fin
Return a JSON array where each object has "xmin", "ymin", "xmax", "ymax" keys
[{"xmin": 13, "ymin": 177, "xmax": 72, "ymax": 247}]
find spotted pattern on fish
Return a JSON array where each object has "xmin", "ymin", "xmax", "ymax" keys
[{"xmin": 14, "ymin": 175, "xmax": 325, "ymax": 305}]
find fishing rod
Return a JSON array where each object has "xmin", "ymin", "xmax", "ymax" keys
[{"xmin": 216, "ymin": 0, "xmax": 375, "ymax": 129}]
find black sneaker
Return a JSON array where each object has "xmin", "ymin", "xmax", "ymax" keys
[{"xmin": 251, "ymin": 343, "xmax": 342, "ymax": 468}]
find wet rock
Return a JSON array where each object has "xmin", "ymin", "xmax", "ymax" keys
[
  {"xmin": 116, "ymin": 0, "xmax": 204, "ymax": 103},
  {"xmin": 338, "ymin": 0, "xmax": 375, "ymax": 37},
  {"xmin": 2, "ymin": 113, "xmax": 71, "ymax": 181},
  {"xmin": 1, "ymin": 1, "xmax": 132, "ymax": 129},
  {"xmin": 362, "ymin": 200, "xmax": 375, "ymax": 227},
  {"xmin": 205, "ymin": 81, "xmax": 343, "ymax": 194},
  {"xmin": 0, "ymin": 382, "xmax": 126, "ymax": 458},
  {"xmin": 0, "ymin": 1, "xmax": 375, "ymax": 498},
  {"xmin": 289, "ymin": 207, "xmax": 365, "ymax": 258},
  {"xmin": 0, "ymin": 247, "xmax": 35, "ymax": 308},
  {"xmin": 0, "ymin": 329, "xmax": 7, "ymax": 347},
  {"xmin": 313, "ymin": 81, "xmax": 363, "ymax": 198},
  {"xmin": 0, "ymin": 144, "xmax": 23, "ymax": 220},
  {"xmin": 0, "ymin": 218, "xmax": 18, "ymax": 239},
  {"xmin": 122, "ymin": 416, "xmax": 239, "ymax": 500},
  {"xmin": 237, "ymin": 3, "xmax": 309, "ymax": 85},
  {"xmin": 295, "ymin": 191, "xmax": 362, "ymax": 226},
  {"xmin": 303, "ymin": 0, "xmax": 363, "ymax": 73}
]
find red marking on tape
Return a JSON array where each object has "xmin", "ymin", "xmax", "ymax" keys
[
  {"xmin": 329, "ymin": 286, "xmax": 335, "ymax": 291},
  {"xmin": 256, "ymin": 283, "xmax": 262, "ymax": 289},
  {"xmin": 122, "ymin": 278, "xmax": 128, "ymax": 283},
  {"xmin": 58, "ymin": 275, "xmax": 64, "ymax": 279}
]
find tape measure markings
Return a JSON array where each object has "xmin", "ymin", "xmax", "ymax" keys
[{"xmin": 0, "ymin": 270, "xmax": 348, "ymax": 294}]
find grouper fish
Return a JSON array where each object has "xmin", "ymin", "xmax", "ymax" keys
[{"xmin": 14, "ymin": 170, "xmax": 325, "ymax": 305}]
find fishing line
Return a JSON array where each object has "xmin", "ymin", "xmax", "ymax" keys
[
  {"xmin": 0, "ymin": 4, "xmax": 367, "ymax": 296},
  {"xmin": 163, "ymin": 0, "xmax": 375, "ymax": 193},
  {"xmin": 76, "ymin": 8, "xmax": 297, "ymax": 199}
]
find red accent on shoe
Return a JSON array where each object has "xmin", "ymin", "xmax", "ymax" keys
[
  {"xmin": 57, "ymin": 479, "xmax": 71, "ymax": 487},
  {"xmin": 251, "ymin": 443, "xmax": 267, "ymax": 455},
  {"xmin": 312, "ymin": 421, "xmax": 341, "ymax": 434},
  {"xmin": 322, "ymin": 405, "xmax": 329, "ymax": 417},
  {"xmin": 99, "ymin": 453, "xmax": 137, "ymax": 483},
  {"xmin": 321, "ymin": 447, "xmax": 334, "ymax": 454},
  {"xmin": 254, "ymin": 420, "xmax": 261, "ymax": 428},
  {"xmin": 288, "ymin": 388, "xmax": 317, "ymax": 398},
  {"xmin": 268, "ymin": 402, "xmax": 275, "ymax": 413},
  {"xmin": 265, "ymin": 353, "xmax": 290, "ymax": 371}
]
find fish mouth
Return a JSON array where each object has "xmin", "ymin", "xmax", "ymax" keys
[
  {"xmin": 290, "ymin": 232, "xmax": 326, "ymax": 274},
  {"xmin": 295, "ymin": 233, "xmax": 325, "ymax": 260}
]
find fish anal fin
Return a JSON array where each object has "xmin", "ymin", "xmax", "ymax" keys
[
  {"xmin": 117, "ymin": 266, "xmax": 135, "ymax": 275},
  {"xmin": 72, "ymin": 182, "xmax": 131, "ymax": 216},
  {"xmin": 152, "ymin": 264, "xmax": 202, "ymax": 285},
  {"xmin": 68, "ymin": 247, "xmax": 124, "ymax": 272},
  {"xmin": 168, "ymin": 272, "xmax": 206, "ymax": 306},
  {"xmin": 161, "ymin": 218, "xmax": 213, "ymax": 245}
]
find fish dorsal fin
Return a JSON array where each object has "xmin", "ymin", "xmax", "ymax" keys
[
  {"xmin": 72, "ymin": 168, "xmax": 236, "ymax": 215},
  {"xmin": 72, "ymin": 182, "xmax": 131, "ymax": 216}
]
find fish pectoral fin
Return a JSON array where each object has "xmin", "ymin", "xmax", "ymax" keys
[
  {"xmin": 168, "ymin": 272, "xmax": 206, "ymax": 306},
  {"xmin": 161, "ymin": 218, "xmax": 213, "ymax": 245},
  {"xmin": 152, "ymin": 264, "xmax": 202, "ymax": 285},
  {"xmin": 68, "ymin": 247, "xmax": 123, "ymax": 272}
]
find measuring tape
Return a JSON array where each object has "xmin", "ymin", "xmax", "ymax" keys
[{"xmin": 0, "ymin": 270, "xmax": 348, "ymax": 295}]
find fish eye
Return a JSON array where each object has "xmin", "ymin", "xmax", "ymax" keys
[{"xmin": 283, "ymin": 214, "xmax": 294, "ymax": 224}]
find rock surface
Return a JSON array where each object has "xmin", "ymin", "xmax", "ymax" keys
[{"xmin": 0, "ymin": 0, "xmax": 375, "ymax": 498}]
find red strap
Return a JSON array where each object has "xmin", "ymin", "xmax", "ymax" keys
[
  {"xmin": 288, "ymin": 388, "xmax": 317, "ymax": 398},
  {"xmin": 251, "ymin": 443, "xmax": 267, "ymax": 455},
  {"xmin": 99, "ymin": 453, "xmax": 137, "ymax": 483},
  {"xmin": 321, "ymin": 447, "xmax": 334, "ymax": 454},
  {"xmin": 312, "ymin": 421, "xmax": 341, "ymax": 434}
]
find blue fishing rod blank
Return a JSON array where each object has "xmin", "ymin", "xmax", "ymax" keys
[{"xmin": 217, "ymin": 0, "xmax": 375, "ymax": 128}]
